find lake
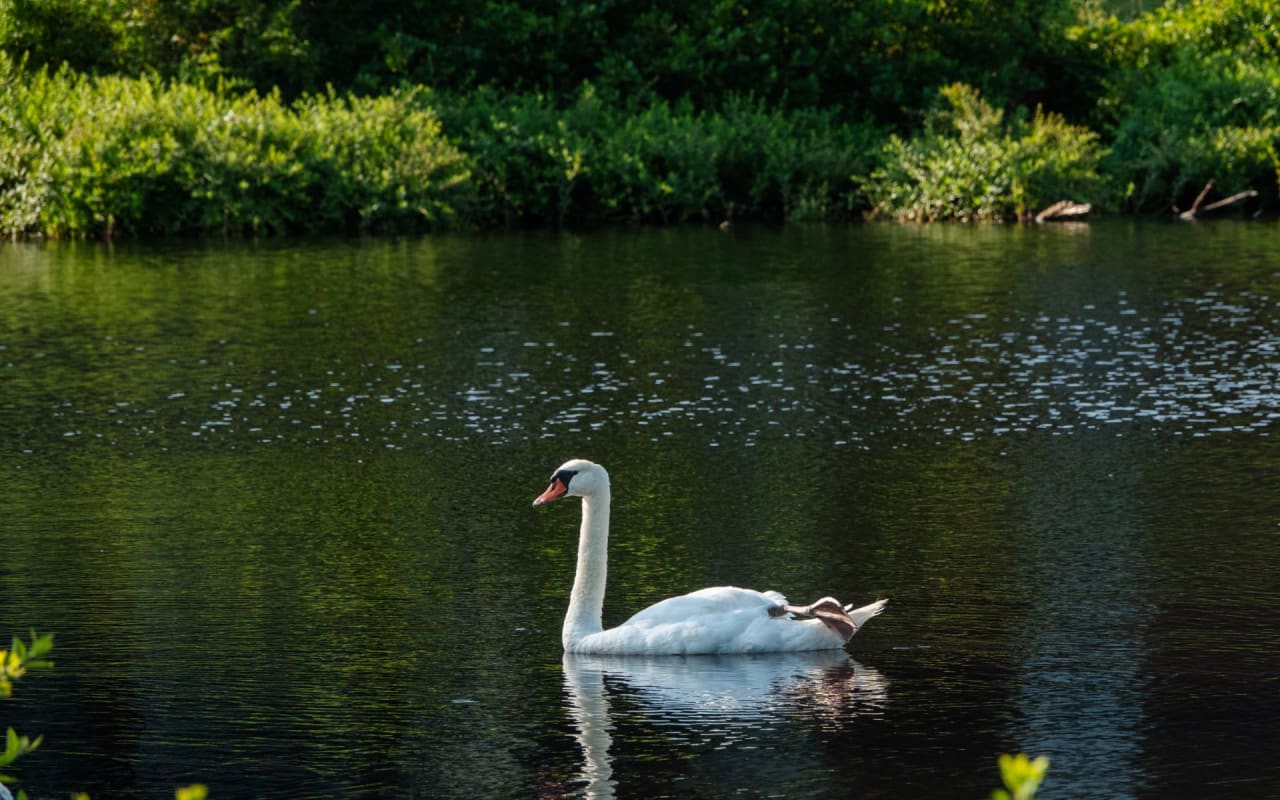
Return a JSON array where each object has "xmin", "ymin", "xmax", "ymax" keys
[{"xmin": 2, "ymin": 222, "xmax": 1278, "ymax": 799}]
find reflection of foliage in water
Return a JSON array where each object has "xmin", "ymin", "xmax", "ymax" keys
[{"xmin": 1, "ymin": 228, "xmax": 1276, "ymax": 456}]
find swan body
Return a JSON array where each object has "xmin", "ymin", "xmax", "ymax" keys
[{"xmin": 533, "ymin": 459, "xmax": 887, "ymax": 655}]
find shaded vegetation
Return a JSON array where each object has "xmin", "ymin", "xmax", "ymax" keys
[
  {"xmin": 864, "ymin": 84, "xmax": 1102, "ymax": 221},
  {"xmin": 1, "ymin": 631, "xmax": 53, "ymax": 800},
  {"xmin": 0, "ymin": 0, "xmax": 1087, "ymax": 123},
  {"xmin": 0, "ymin": 56, "xmax": 470, "ymax": 237},
  {"xmin": 1, "ymin": 0, "xmax": 1279, "ymax": 234},
  {"xmin": 0, "ymin": 56, "xmax": 878, "ymax": 235},
  {"xmin": 441, "ymin": 89, "xmax": 880, "ymax": 227},
  {"xmin": 1092, "ymin": 0, "xmax": 1280, "ymax": 211}
]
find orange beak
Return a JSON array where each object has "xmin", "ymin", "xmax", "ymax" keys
[{"xmin": 533, "ymin": 477, "xmax": 569, "ymax": 507}]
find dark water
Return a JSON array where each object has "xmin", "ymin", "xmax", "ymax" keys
[{"xmin": 2, "ymin": 223, "xmax": 1278, "ymax": 799}]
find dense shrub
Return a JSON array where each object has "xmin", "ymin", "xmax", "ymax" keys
[
  {"xmin": 300, "ymin": 90, "xmax": 473, "ymax": 230},
  {"xmin": 863, "ymin": 84, "xmax": 1103, "ymax": 222},
  {"xmin": 1096, "ymin": 0, "xmax": 1280, "ymax": 66},
  {"xmin": 0, "ymin": 57, "xmax": 63, "ymax": 236},
  {"xmin": 439, "ymin": 89, "xmax": 882, "ymax": 227},
  {"xmin": 0, "ymin": 0, "xmax": 123, "ymax": 74},
  {"xmin": 0, "ymin": 0, "xmax": 316, "ymax": 93},
  {"xmin": 6, "ymin": 0, "xmax": 1280, "ymax": 233},
  {"xmin": 0, "ymin": 54, "xmax": 471, "ymax": 237},
  {"xmin": 589, "ymin": 99, "xmax": 721, "ymax": 224},
  {"xmin": 2, "ymin": 57, "xmax": 882, "ymax": 237},
  {"xmin": 435, "ymin": 88, "xmax": 597, "ymax": 227},
  {"xmin": 706, "ymin": 100, "xmax": 881, "ymax": 221},
  {"xmin": 0, "ymin": 0, "xmax": 1094, "ymax": 127},
  {"xmin": 1103, "ymin": 52, "xmax": 1280, "ymax": 211},
  {"xmin": 1090, "ymin": 0, "xmax": 1280, "ymax": 211}
]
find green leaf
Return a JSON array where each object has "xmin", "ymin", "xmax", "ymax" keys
[
  {"xmin": 996, "ymin": 753, "xmax": 1050, "ymax": 800},
  {"xmin": 26, "ymin": 633, "xmax": 53, "ymax": 661},
  {"xmin": 176, "ymin": 784, "xmax": 208, "ymax": 800},
  {"xmin": 0, "ymin": 728, "xmax": 41, "ymax": 769}
]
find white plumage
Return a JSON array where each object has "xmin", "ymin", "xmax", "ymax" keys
[{"xmin": 533, "ymin": 459, "xmax": 887, "ymax": 655}]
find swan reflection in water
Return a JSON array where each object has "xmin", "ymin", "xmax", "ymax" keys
[{"xmin": 561, "ymin": 651, "xmax": 888, "ymax": 799}]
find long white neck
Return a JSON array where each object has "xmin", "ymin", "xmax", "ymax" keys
[{"xmin": 563, "ymin": 484, "xmax": 610, "ymax": 649}]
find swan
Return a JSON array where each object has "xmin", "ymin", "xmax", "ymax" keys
[{"xmin": 533, "ymin": 459, "xmax": 887, "ymax": 655}]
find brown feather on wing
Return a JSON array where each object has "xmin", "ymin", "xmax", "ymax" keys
[{"xmin": 774, "ymin": 596, "xmax": 858, "ymax": 641}]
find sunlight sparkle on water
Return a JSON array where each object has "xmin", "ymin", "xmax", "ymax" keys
[{"xmin": 7, "ymin": 286, "xmax": 1279, "ymax": 455}]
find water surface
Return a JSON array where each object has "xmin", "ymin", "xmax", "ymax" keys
[{"xmin": 2, "ymin": 223, "xmax": 1278, "ymax": 798}]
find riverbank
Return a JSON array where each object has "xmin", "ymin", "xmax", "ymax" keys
[{"xmin": 2, "ymin": 1, "xmax": 1277, "ymax": 238}]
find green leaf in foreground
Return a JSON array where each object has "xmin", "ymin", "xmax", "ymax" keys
[{"xmin": 991, "ymin": 752, "xmax": 1050, "ymax": 800}]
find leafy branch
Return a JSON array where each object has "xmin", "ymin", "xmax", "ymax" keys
[
  {"xmin": 0, "ymin": 632, "xmax": 54, "ymax": 791},
  {"xmin": 0, "ymin": 632, "xmax": 54, "ymax": 698}
]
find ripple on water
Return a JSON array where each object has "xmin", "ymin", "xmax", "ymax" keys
[{"xmin": 8, "ymin": 289, "xmax": 1279, "ymax": 454}]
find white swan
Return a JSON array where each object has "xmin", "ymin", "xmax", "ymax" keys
[{"xmin": 533, "ymin": 459, "xmax": 887, "ymax": 655}]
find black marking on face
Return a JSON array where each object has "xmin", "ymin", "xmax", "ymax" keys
[{"xmin": 551, "ymin": 469, "xmax": 579, "ymax": 490}]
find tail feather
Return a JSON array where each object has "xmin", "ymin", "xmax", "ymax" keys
[{"xmin": 844, "ymin": 598, "xmax": 888, "ymax": 630}]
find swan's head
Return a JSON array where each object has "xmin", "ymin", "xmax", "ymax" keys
[{"xmin": 532, "ymin": 459, "xmax": 608, "ymax": 506}]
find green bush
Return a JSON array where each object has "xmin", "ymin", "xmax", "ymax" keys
[
  {"xmin": 863, "ymin": 83, "xmax": 1103, "ymax": 221},
  {"xmin": 0, "ymin": 0, "xmax": 124, "ymax": 74},
  {"xmin": 436, "ymin": 87, "xmax": 596, "ymax": 227},
  {"xmin": 12, "ymin": 0, "xmax": 1280, "ymax": 233},
  {"xmin": 0, "ymin": 54, "xmax": 471, "ymax": 237},
  {"xmin": 0, "ymin": 56, "xmax": 57, "ymax": 236},
  {"xmin": 438, "ymin": 88, "xmax": 882, "ymax": 227},
  {"xmin": 591, "ymin": 99, "xmax": 723, "ymax": 224},
  {"xmin": 0, "ymin": 0, "xmax": 316, "ymax": 94},
  {"xmin": 1096, "ymin": 0, "xmax": 1280, "ymax": 66},
  {"xmin": 1, "ymin": 0, "xmax": 1093, "ymax": 129},
  {"xmin": 299, "ymin": 89, "xmax": 473, "ymax": 231},
  {"xmin": 4, "ymin": 56, "xmax": 886, "ymax": 236},
  {"xmin": 1092, "ymin": 0, "xmax": 1280, "ymax": 211},
  {"xmin": 706, "ymin": 100, "xmax": 881, "ymax": 222}
]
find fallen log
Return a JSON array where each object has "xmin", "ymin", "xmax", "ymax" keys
[
  {"xmin": 1200, "ymin": 189, "xmax": 1259, "ymax": 213},
  {"xmin": 1034, "ymin": 200, "xmax": 1092, "ymax": 223},
  {"xmin": 1178, "ymin": 180, "xmax": 1215, "ymax": 220},
  {"xmin": 1178, "ymin": 180, "xmax": 1258, "ymax": 221}
]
